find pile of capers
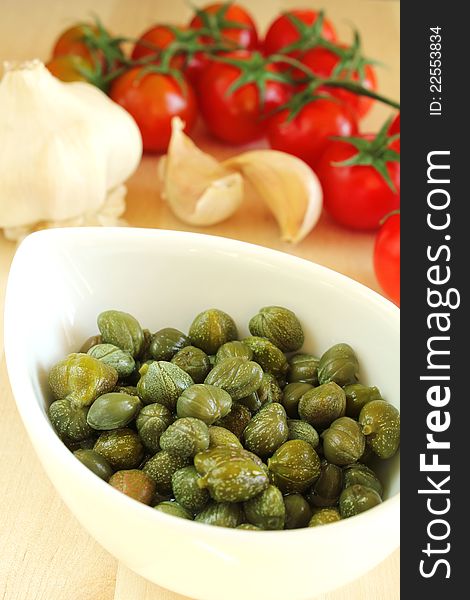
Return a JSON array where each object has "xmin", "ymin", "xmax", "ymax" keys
[{"xmin": 47, "ymin": 306, "xmax": 400, "ymax": 530}]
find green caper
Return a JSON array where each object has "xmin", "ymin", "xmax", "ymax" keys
[
  {"xmin": 359, "ymin": 400, "xmax": 400, "ymax": 459},
  {"xmin": 138, "ymin": 328, "xmax": 153, "ymax": 361},
  {"xmin": 159, "ymin": 417, "xmax": 210, "ymax": 458},
  {"xmin": 237, "ymin": 523, "xmax": 262, "ymax": 530},
  {"xmin": 172, "ymin": 466, "xmax": 210, "ymax": 514},
  {"xmin": 307, "ymin": 461, "xmax": 343, "ymax": 507},
  {"xmin": 150, "ymin": 328, "xmax": 190, "ymax": 361},
  {"xmin": 171, "ymin": 346, "xmax": 211, "ymax": 383},
  {"xmin": 48, "ymin": 353, "xmax": 118, "ymax": 408},
  {"xmin": 281, "ymin": 382, "xmax": 313, "ymax": 418},
  {"xmin": 195, "ymin": 446, "xmax": 269, "ymax": 502},
  {"xmin": 244, "ymin": 485, "xmax": 285, "ymax": 530},
  {"xmin": 248, "ymin": 306, "xmax": 304, "ymax": 352},
  {"xmin": 238, "ymin": 391, "xmax": 262, "ymax": 412},
  {"xmin": 195, "ymin": 502, "xmax": 244, "ymax": 528},
  {"xmin": 154, "ymin": 501, "xmax": 193, "ymax": 520},
  {"xmin": 87, "ymin": 343, "xmax": 135, "ymax": 378},
  {"xmin": 136, "ymin": 403, "xmax": 173, "ymax": 453},
  {"xmin": 317, "ymin": 343, "xmax": 359, "ymax": 387},
  {"xmin": 322, "ymin": 417, "xmax": 365, "ymax": 466},
  {"xmin": 79, "ymin": 334, "xmax": 102, "ymax": 353},
  {"xmin": 257, "ymin": 372, "xmax": 283, "ymax": 407},
  {"xmin": 287, "ymin": 354, "xmax": 319, "ymax": 385},
  {"xmin": 268, "ymin": 440, "xmax": 321, "ymax": 493},
  {"xmin": 49, "ymin": 398, "xmax": 94, "ymax": 442},
  {"xmin": 205, "ymin": 357, "xmax": 263, "ymax": 401},
  {"xmin": 343, "ymin": 464, "xmax": 383, "ymax": 498},
  {"xmin": 109, "ymin": 469, "xmax": 156, "ymax": 505},
  {"xmin": 308, "ymin": 508, "xmax": 341, "ymax": 527},
  {"xmin": 298, "ymin": 382, "xmax": 346, "ymax": 429},
  {"xmin": 97, "ymin": 310, "xmax": 144, "ymax": 358},
  {"xmin": 73, "ymin": 448, "xmax": 114, "ymax": 481},
  {"xmin": 142, "ymin": 450, "xmax": 190, "ymax": 496},
  {"xmin": 287, "ymin": 420, "xmax": 319, "ymax": 449},
  {"xmin": 114, "ymin": 385, "xmax": 139, "ymax": 396},
  {"xmin": 215, "ymin": 341, "xmax": 253, "ymax": 364},
  {"xmin": 215, "ymin": 403, "xmax": 252, "ymax": 439},
  {"xmin": 208, "ymin": 426, "xmax": 242, "ymax": 449},
  {"xmin": 243, "ymin": 403, "xmax": 288, "ymax": 458},
  {"xmin": 86, "ymin": 392, "xmax": 140, "ymax": 431},
  {"xmin": 176, "ymin": 384, "xmax": 232, "ymax": 424},
  {"xmin": 137, "ymin": 361, "xmax": 193, "ymax": 410},
  {"xmin": 94, "ymin": 428, "xmax": 144, "ymax": 470},
  {"xmin": 339, "ymin": 484, "xmax": 382, "ymax": 518},
  {"xmin": 189, "ymin": 309, "xmax": 238, "ymax": 355},
  {"xmin": 284, "ymin": 494, "xmax": 312, "ymax": 529},
  {"xmin": 242, "ymin": 336, "xmax": 288, "ymax": 380},
  {"xmin": 344, "ymin": 384, "xmax": 383, "ymax": 418}
]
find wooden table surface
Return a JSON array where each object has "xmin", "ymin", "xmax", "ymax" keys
[{"xmin": 0, "ymin": 1, "xmax": 400, "ymax": 598}]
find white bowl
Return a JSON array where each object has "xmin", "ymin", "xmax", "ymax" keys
[{"xmin": 4, "ymin": 227, "xmax": 399, "ymax": 600}]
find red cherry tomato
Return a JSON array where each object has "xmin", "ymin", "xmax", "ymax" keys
[
  {"xmin": 267, "ymin": 99, "xmax": 358, "ymax": 168},
  {"xmin": 315, "ymin": 135, "xmax": 400, "ymax": 230},
  {"xmin": 197, "ymin": 51, "xmax": 292, "ymax": 145},
  {"xmin": 52, "ymin": 24, "xmax": 100, "ymax": 64},
  {"xmin": 109, "ymin": 68, "xmax": 197, "ymax": 153},
  {"xmin": 263, "ymin": 10, "xmax": 337, "ymax": 57},
  {"xmin": 300, "ymin": 45, "xmax": 377, "ymax": 120},
  {"xmin": 374, "ymin": 212, "xmax": 400, "ymax": 305},
  {"xmin": 46, "ymin": 55, "xmax": 92, "ymax": 82},
  {"xmin": 388, "ymin": 112, "xmax": 400, "ymax": 152},
  {"xmin": 189, "ymin": 3, "xmax": 258, "ymax": 50}
]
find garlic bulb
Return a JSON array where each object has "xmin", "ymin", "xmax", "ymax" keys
[
  {"xmin": 0, "ymin": 60, "xmax": 142, "ymax": 240},
  {"xmin": 159, "ymin": 117, "xmax": 322, "ymax": 243}
]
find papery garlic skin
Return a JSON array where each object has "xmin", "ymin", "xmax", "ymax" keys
[{"xmin": 0, "ymin": 60, "xmax": 142, "ymax": 231}]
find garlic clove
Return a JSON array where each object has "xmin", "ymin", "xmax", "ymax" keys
[
  {"xmin": 223, "ymin": 151, "xmax": 323, "ymax": 243},
  {"xmin": 159, "ymin": 117, "xmax": 244, "ymax": 225}
]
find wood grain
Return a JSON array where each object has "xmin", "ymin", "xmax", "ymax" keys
[{"xmin": 0, "ymin": 1, "xmax": 400, "ymax": 599}]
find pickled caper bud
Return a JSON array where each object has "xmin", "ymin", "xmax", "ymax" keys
[
  {"xmin": 308, "ymin": 508, "xmax": 341, "ymax": 527},
  {"xmin": 177, "ymin": 384, "xmax": 232, "ymax": 424},
  {"xmin": 243, "ymin": 403, "xmax": 289, "ymax": 458},
  {"xmin": 339, "ymin": 484, "xmax": 382, "ymax": 518},
  {"xmin": 87, "ymin": 343, "xmax": 135, "ymax": 378},
  {"xmin": 282, "ymin": 382, "xmax": 313, "ymax": 419},
  {"xmin": 318, "ymin": 343, "xmax": 359, "ymax": 386},
  {"xmin": 344, "ymin": 384, "xmax": 382, "ymax": 418},
  {"xmin": 155, "ymin": 501, "xmax": 193, "ymax": 520},
  {"xmin": 49, "ymin": 399, "xmax": 94, "ymax": 442},
  {"xmin": 94, "ymin": 428, "xmax": 144, "ymax": 470},
  {"xmin": 284, "ymin": 494, "xmax": 312, "ymax": 529},
  {"xmin": 298, "ymin": 382, "xmax": 346, "ymax": 429},
  {"xmin": 109, "ymin": 469, "xmax": 156, "ymax": 505},
  {"xmin": 268, "ymin": 440, "xmax": 321, "ymax": 493},
  {"xmin": 150, "ymin": 328, "xmax": 190, "ymax": 361},
  {"xmin": 137, "ymin": 361, "xmax": 193, "ymax": 410},
  {"xmin": 249, "ymin": 306, "xmax": 304, "ymax": 352},
  {"xmin": 244, "ymin": 485, "xmax": 286, "ymax": 530},
  {"xmin": 171, "ymin": 346, "xmax": 211, "ymax": 383},
  {"xmin": 242, "ymin": 336, "xmax": 288, "ymax": 380},
  {"xmin": 208, "ymin": 426, "xmax": 242, "ymax": 449},
  {"xmin": 49, "ymin": 353, "xmax": 118, "ymax": 408},
  {"xmin": 195, "ymin": 502, "xmax": 244, "ymax": 528},
  {"xmin": 307, "ymin": 461, "xmax": 343, "ymax": 507},
  {"xmin": 287, "ymin": 354, "xmax": 319, "ymax": 385},
  {"xmin": 215, "ymin": 403, "xmax": 252, "ymax": 439},
  {"xmin": 205, "ymin": 357, "xmax": 263, "ymax": 401},
  {"xmin": 136, "ymin": 403, "xmax": 173, "ymax": 453},
  {"xmin": 238, "ymin": 391, "xmax": 262, "ymax": 412},
  {"xmin": 322, "ymin": 417, "xmax": 365, "ymax": 466},
  {"xmin": 86, "ymin": 392, "xmax": 141, "ymax": 431},
  {"xmin": 257, "ymin": 372, "xmax": 283, "ymax": 407},
  {"xmin": 79, "ymin": 334, "xmax": 102, "ymax": 353},
  {"xmin": 359, "ymin": 400, "xmax": 400, "ymax": 459},
  {"xmin": 287, "ymin": 420, "xmax": 319, "ymax": 449},
  {"xmin": 189, "ymin": 309, "xmax": 238, "ymax": 355},
  {"xmin": 97, "ymin": 310, "xmax": 144, "ymax": 358},
  {"xmin": 172, "ymin": 466, "xmax": 210, "ymax": 514},
  {"xmin": 215, "ymin": 341, "xmax": 253, "ymax": 364},
  {"xmin": 343, "ymin": 464, "xmax": 383, "ymax": 497},
  {"xmin": 143, "ymin": 450, "xmax": 190, "ymax": 495},
  {"xmin": 160, "ymin": 417, "xmax": 210, "ymax": 458},
  {"xmin": 74, "ymin": 448, "xmax": 114, "ymax": 481}
]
